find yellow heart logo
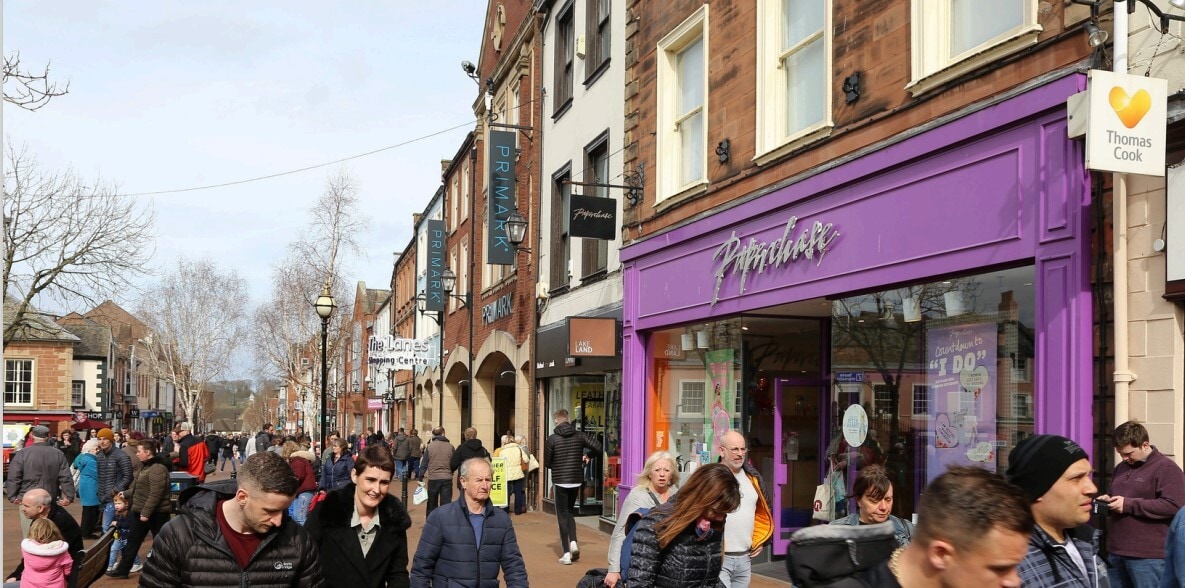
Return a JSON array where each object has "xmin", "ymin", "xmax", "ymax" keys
[{"xmin": 1109, "ymin": 86, "xmax": 1152, "ymax": 129}]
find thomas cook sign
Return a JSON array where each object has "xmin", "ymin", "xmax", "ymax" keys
[{"xmin": 1078, "ymin": 70, "xmax": 1167, "ymax": 176}]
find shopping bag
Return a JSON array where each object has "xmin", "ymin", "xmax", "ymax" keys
[
  {"xmin": 528, "ymin": 453, "xmax": 540, "ymax": 473},
  {"xmin": 812, "ymin": 479, "xmax": 834, "ymax": 522},
  {"xmin": 413, "ymin": 482, "xmax": 428, "ymax": 505}
]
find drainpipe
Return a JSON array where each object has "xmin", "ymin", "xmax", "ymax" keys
[{"xmin": 1113, "ymin": 2, "xmax": 1134, "ymax": 426}]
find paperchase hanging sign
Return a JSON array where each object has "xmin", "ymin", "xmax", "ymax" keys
[
  {"xmin": 1078, "ymin": 69, "xmax": 1167, "ymax": 176},
  {"xmin": 711, "ymin": 215, "xmax": 839, "ymax": 305}
]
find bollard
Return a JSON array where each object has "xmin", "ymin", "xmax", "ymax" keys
[{"xmin": 401, "ymin": 467, "xmax": 409, "ymax": 505}]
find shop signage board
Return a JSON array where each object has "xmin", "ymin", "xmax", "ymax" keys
[
  {"xmin": 568, "ymin": 317, "xmax": 618, "ymax": 357},
  {"xmin": 490, "ymin": 458, "xmax": 507, "ymax": 508},
  {"xmin": 488, "ymin": 130, "xmax": 517, "ymax": 265},
  {"xmin": 482, "ymin": 293, "xmax": 513, "ymax": 324},
  {"xmin": 424, "ymin": 220, "xmax": 446, "ymax": 312},
  {"xmin": 569, "ymin": 194, "xmax": 617, "ymax": 240},
  {"xmin": 711, "ymin": 215, "xmax": 839, "ymax": 305},
  {"xmin": 367, "ymin": 399, "xmax": 383, "ymax": 410},
  {"xmin": 1082, "ymin": 69, "xmax": 1166, "ymax": 176}
]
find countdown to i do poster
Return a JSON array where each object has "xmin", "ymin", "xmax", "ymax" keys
[{"xmin": 926, "ymin": 323, "xmax": 997, "ymax": 480}]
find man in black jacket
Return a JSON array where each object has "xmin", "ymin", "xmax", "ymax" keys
[
  {"xmin": 4, "ymin": 489, "xmax": 84, "ymax": 586},
  {"xmin": 139, "ymin": 451, "xmax": 325, "ymax": 587},
  {"xmin": 545, "ymin": 409, "xmax": 602, "ymax": 565},
  {"xmin": 450, "ymin": 427, "xmax": 491, "ymax": 491}
]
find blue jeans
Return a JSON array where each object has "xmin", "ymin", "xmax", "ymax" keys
[
  {"xmin": 108, "ymin": 537, "xmax": 126, "ymax": 569},
  {"xmin": 720, "ymin": 554, "xmax": 753, "ymax": 588},
  {"xmin": 1110, "ymin": 554, "xmax": 1165, "ymax": 588},
  {"xmin": 394, "ymin": 459, "xmax": 405, "ymax": 479},
  {"xmin": 288, "ymin": 491, "xmax": 313, "ymax": 526}
]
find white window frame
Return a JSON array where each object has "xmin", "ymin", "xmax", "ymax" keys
[
  {"xmin": 908, "ymin": 0, "xmax": 1041, "ymax": 97},
  {"xmin": 1012, "ymin": 392, "xmax": 1032, "ymax": 419},
  {"xmin": 872, "ymin": 384, "xmax": 893, "ymax": 418},
  {"xmin": 656, "ymin": 5, "xmax": 709, "ymax": 205},
  {"xmin": 678, "ymin": 380, "xmax": 707, "ymax": 418},
  {"xmin": 5, "ymin": 359, "xmax": 33, "ymax": 406},
  {"xmin": 755, "ymin": 0, "xmax": 833, "ymax": 164},
  {"xmin": 912, "ymin": 384, "xmax": 930, "ymax": 417},
  {"xmin": 460, "ymin": 163, "xmax": 470, "ymax": 222}
]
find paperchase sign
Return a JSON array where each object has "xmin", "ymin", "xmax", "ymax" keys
[{"xmin": 1083, "ymin": 70, "xmax": 1167, "ymax": 176}]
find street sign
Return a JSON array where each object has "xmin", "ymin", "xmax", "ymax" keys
[{"xmin": 129, "ymin": 409, "xmax": 141, "ymax": 419}]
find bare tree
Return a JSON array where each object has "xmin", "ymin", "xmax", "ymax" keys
[
  {"xmin": 3, "ymin": 143, "xmax": 154, "ymax": 343},
  {"xmin": 3, "ymin": 52, "xmax": 69, "ymax": 111},
  {"xmin": 251, "ymin": 168, "xmax": 363, "ymax": 431},
  {"xmin": 137, "ymin": 257, "xmax": 249, "ymax": 431}
]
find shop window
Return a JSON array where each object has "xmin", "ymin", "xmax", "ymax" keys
[
  {"xmin": 5, "ymin": 359, "xmax": 32, "ymax": 405},
  {"xmin": 550, "ymin": 166, "xmax": 572, "ymax": 291},
  {"xmin": 547, "ymin": 374, "xmax": 608, "ymax": 515},
  {"xmin": 656, "ymin": 6, "xmax": 708, "ymax": 203},
  {"xmin": 755, "ymin": 0, "xmax": 832, "ymax": 162},
  {"xmin": 831, "ymin": 265, "xmax": 1036, "ymax": 519},
  {"xmin": 908, "ymin": 0, "xmax": 1039, "ymax": 96}
]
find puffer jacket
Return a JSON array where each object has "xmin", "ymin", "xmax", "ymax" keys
[
  {"xmin": 625, "ymin": 501, "xmax": 726, "ymax": 588},
  {"xmin": 320, "ymin": 453, "xmax": 355, "ymax": 491},
  {"xmin": 501, "ymin": 443, "xmax": 526, "ymax": 482},
  {"xmin": 126, "ymin": 455, "xmax": 173, "ymax": 516},
  {"xmin": 290, "ymin": 451, "xmax": 318, "ymax": 495},
  {"xmin": 139, "ymin": 479, "xmax": 326, "ymax": 588},
  {"xmin": 545, "ymin": 422, "xmax": 601, "ymax": 485},
  {"xmin": 96, "ymin": 444, "xmax": 133, "ymax": 504},
  {"xmin": 305, "ymin": 483, "xmax": 412, "ymax": 588},
  {"xmin": 410, "ymin": 497, "xmax": 528, "ymax": 588}
]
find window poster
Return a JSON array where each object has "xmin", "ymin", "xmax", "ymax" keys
[
  {"xmin": 926, "ymin": 323, "xmax": 998, "ymax": 480},
  {"xmin": 705, "ymin": 349, "xmax": 735, "ymax": 462}
]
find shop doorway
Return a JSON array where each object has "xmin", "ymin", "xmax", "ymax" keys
[
  {"xmin": 493, "ymin": 365, "xmax": 516, "ymax": 446},
  {"xmin": 771, "ymin": 379, "xmax": 827, "ymax": 555}
]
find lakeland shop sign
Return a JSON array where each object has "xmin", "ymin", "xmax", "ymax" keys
[{"xmin": 1084, "ymin": 69, "xmax": 1166, "ymax": 176}]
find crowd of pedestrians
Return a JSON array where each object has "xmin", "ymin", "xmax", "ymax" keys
[{"xmin": 14, "ymin": 416, "xmax": 1185, "ymax": 588}]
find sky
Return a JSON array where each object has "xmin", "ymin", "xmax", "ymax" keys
[{"xmin": 5, "ymin": 2, "xmax": 488, "ymax": 314}]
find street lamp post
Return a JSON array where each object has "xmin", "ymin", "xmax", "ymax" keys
[
  {"xmin": 417, "ymin": 267, "xmax": 469, "ymax": 432},
  {"xmin": 314, "ymin": 281, "xmax": 337, "ymax": 455}
]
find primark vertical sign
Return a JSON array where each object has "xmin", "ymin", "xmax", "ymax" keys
[
  {"xmin": 424, "ymin": 219, "xmax": 446, "ymax": 312},
  {"xmin": 488, "ymin": 130, "xmax": 517, "ymax": 265}
]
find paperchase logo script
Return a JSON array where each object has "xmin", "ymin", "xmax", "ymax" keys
[{"xmin": 711, "ymin": 215, "xmax": 839, "ymax": 305}]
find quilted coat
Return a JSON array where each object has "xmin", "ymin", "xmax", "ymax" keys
[
  {"xmin": 409, "ymin": 497, "xmax": 528, "ymax": 588},
  {"xmin": 305, "ymin": 483, "xmax": 412, "ymax": 588},
  {"xmin": 624, "ymin": 501, "xmax": 726, "ymax": 588},
  {"xmin": 138, "ymin": 479, "xmax": 325, "ymax": 588}
]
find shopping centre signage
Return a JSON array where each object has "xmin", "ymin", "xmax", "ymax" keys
[
  {"xmin": 711, "ymin": 215, "xmax": 839, "ymax": 305},
  {"xmin": 367, "ymin": 335, "xmax": 436, "ymax": 368}
]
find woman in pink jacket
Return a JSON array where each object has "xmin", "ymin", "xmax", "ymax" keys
[{"xmin": 20, "ymin": 518, "xmax": 72, "ymax": 587}]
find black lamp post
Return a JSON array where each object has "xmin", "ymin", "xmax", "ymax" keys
[
  {"xmin": 417, "ymin": 267, "xmax": 469, "ymax": 431},
  {"xmin": 314, "ymin": 281, "xmax": 336, "ymax": 455}
]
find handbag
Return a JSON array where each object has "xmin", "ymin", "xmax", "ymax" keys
[
  {"xmin": 812, "ymin": 466, "xmax": 844, "ymax": 522},
  {"xmin": 413, "ymin": 482, "xmax": 428, "ymax": 505},
  {"xmin": 527, "ymin": 453, "xmax": 540, "ymax": 473},
  {"xmin": 518, "ymin": 448, "xmax": 529, "ymax": 473},
  {"xmin": 204, "ymin": 461, "xmax": 216, "ymax": 475}
]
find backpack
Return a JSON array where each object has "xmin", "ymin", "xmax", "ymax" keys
[{"xmin": 785, "ymin": 521, "xmax": 897, "ymax": 587}]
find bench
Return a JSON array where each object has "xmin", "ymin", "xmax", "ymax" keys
[{"xmin": 74, "ymin": 527, "xmax": 115, "ymax": 588}]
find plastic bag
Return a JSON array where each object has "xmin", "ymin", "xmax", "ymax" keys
[{"xmin": 413, "ymin": 482, "xmax": 428, "ymax": 505}]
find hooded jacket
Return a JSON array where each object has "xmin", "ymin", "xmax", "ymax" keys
[
  {"xmin": 392, "ymin": 433, "xmax": 411, "ymax": 460},
  {"xmin": 19, "ymin": 538, "xmax": 72, "ymax": 587},
  {"xmin": 545, "ymin": 421, "xmax": 602, "ymax": 485},
  {"xmin": 6, "ymin": 504, "xmax": 84, "ymax": 583},
  {"xmin": 305, "ymin": 483, "xmax": 412, "ymax": 588},
  {"xmin": 138, "ymin": 479, "xmax": 326, "ymax": 588},
  {"xmin": 450, "ymin": 439, "xmax": 491, "ymax": 472},
  {"xmin": 291, "ymin": 450, "xmax": 318, "ymax": 495},
  {"xmin": 320, "ymin": 452, "xmax": 355, "ymax": 491}
]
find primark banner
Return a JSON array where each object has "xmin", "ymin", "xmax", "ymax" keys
[
  {"xmin": 424, "ymin": 219, "xmax": 446, "ymax": 312},
  {"xmin": 488, "ymin": 130, "xmax": 517, "ymax": 265}
]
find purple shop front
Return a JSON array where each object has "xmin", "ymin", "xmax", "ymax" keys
[{"xmin": 618, "ymin": 75, "xmax": 1092, "ymax": 554}]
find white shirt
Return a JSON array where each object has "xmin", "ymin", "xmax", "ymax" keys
[{"xmin": 723, "ymin": 468, "xmax": 758, "ymax": 553}]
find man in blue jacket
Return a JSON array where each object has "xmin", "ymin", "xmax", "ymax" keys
[{"xmin": 410, "ymin": 458, "xmax": 527, "ymax": 588}]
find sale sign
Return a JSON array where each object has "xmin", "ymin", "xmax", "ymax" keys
[{"xmin": 926, "ymin": 322, "xmax": 998, "ymax": 480}]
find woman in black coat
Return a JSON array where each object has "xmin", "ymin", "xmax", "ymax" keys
[
  {"xmin": 306, "ymin": 444, "xmax": 411, "ymax": 588},
  {"xmin": 625, "ymin": 463, "xmax": 741, "ymax": 588}
]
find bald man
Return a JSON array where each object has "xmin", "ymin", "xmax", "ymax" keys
[
  {"xmin": 4, "ymin": 488, "xmax": 84, "ymax": 586},
  {"xmin": 717, "ymin": 431, "xmax": 774, "ymax": 588}
]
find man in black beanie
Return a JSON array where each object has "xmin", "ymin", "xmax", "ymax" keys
[{"xmin": 1005, "ymin": 434, "xmax": 1103, "ymax": 587}]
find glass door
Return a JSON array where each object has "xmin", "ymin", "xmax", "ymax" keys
[{"xmin": 772, "ymin": 379, "xmax": 825, "ymax": 555}]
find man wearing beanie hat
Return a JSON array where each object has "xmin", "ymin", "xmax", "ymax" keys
[
  {"xmin": 1095, "ymin": 421, "xmax": 1185, "ymax": 588},
  {"xmin": 95, "ymin": 427, "xmax": 134, "ymax": 537},
  {"xmin": 1006, "ymin": 434, "xmax": 1104, "ymax": 587}
]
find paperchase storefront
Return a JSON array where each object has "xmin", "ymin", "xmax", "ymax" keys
[{"xmin": 618, "ymin": 74, "xmax": 1094, "ymax": 556}]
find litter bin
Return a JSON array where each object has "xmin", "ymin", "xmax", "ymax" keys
[{"xmin": 169, "ymin": 472, "xmax": 197, "ymax": 515}]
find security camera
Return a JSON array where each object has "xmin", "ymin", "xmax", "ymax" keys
[{"xmin": 461, "ymin": 61, "xmax": 476, "ymax": 75}]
